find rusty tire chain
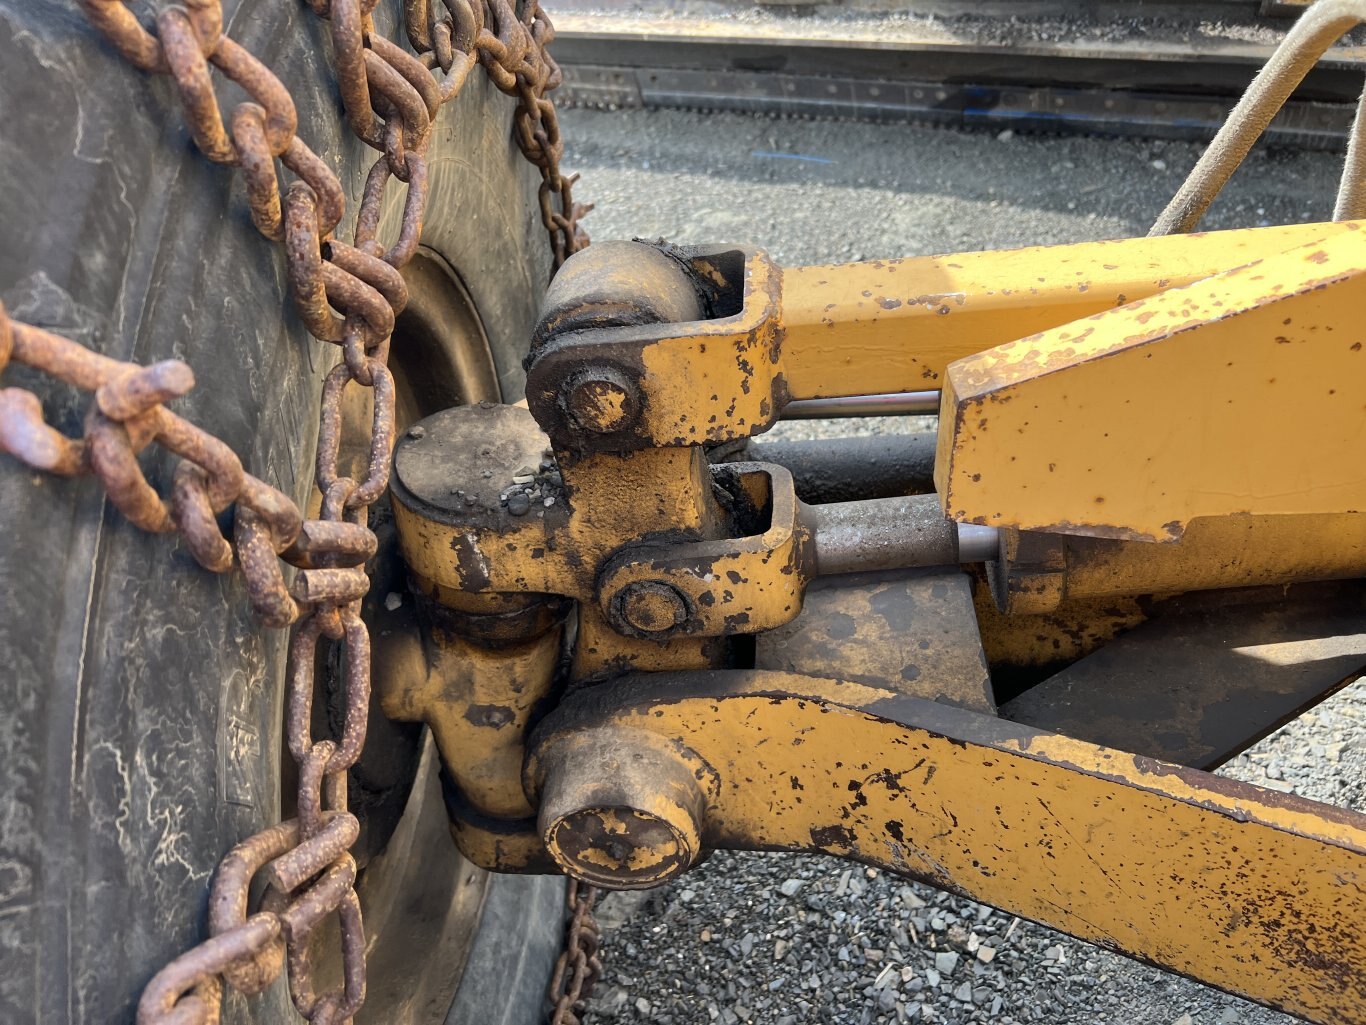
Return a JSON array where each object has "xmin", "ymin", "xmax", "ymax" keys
[
  {"xmin": 546, "ymin": 880, "xmax": 604, "ymax": 1025},
  {"xmin": 0, "ymin": 0, "xmax": 591, "ymax": 1023}
]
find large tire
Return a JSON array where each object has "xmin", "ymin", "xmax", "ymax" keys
[{"xmin": 0, "ymin": 2, "xmax": 559, "ymax": 1022}]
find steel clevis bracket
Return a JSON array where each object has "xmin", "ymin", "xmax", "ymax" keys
[{"xmin": 596, "ymin": 462, "xmax": 810, "ymax": 639}]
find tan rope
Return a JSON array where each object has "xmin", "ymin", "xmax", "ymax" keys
[
  {"xmin": 1335, "ymin": 82, "xmax": 1366, "ymax": 219},
  {"xmin": 1150, "ymin": 0, "xmax": 1366, "ymax": 235}
]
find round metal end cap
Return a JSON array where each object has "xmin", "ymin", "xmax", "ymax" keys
[
  {"xmin": 563, "ymin": 366, "xmax": 640, "ymax": 435},
  {"xmin": 615, "ymin": 580, "xmax": 690, "ymax": 636},
  {"xmin": 545, "ymin": 804, "xmax": 698, "ymax": 890},
  {"xmin": 534, "ymin": 728, "xmax": 712, "ymax": 890}
]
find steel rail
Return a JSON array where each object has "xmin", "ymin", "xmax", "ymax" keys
[{"xmin": 553, "ymin": 17, "xmax": 1366, "ymax": 148}]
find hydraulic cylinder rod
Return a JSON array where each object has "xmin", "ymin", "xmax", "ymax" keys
[
  {"xmin": 743, "ymin": 432, "xmax": 938, "ymax": 503},
  {"xmin": 781, "ymin": 390, "xmax": 940, "ymax": 419},
  {"xmin": 808, "ymin": 493, "xmax": 999, "ymax": 575}
]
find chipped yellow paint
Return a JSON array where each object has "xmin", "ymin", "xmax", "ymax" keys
[
  {"xmin": 393, "ymin": 442, "xmax": 727, "ymax": 675},
  {"xmin": 376, "ymin": 621, "xmax": 563, "ymax": 820},
  {"xmin": 393, "ymin": 422, "xmax": 818, "ymax": 677},
  {"xmin": 633, "ymin": 250, "xmax": 783, "ymax": 444},
  {"xmin": 937, "ymin": 223, "xmax": 1366, "ymax": 539},
  {"xmin": 538, "ymin": 670, "xmax": 1366, "ymax": 1023},
  {"xmin": 595, "ymin": 463, "xmax": 811, "ymax": 636},
  {"xmin": 990, "ymin": 512, "xmax": 1366, "ymax": 613},
  {"xmin": 780, "ymin": 220, "xmax": 1356, "ymax": 400},
  {"xmin": 393, "ymin": 445, "xmax": 724, "ymax": 599},
  {"xmin": 533, "ymin": 725, "xmax": 712, "ymax": 888},
  {"xmin": 565, "ymin": 810, "xmax": 682, "ymax": 874}
]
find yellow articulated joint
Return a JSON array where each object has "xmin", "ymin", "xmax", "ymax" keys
[{"xmin": 937, "ymin": 222, "xmax": 1366, "ymax": 540}]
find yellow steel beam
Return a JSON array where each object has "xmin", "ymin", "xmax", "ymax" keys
[
  {"xmin": 936, "ymin": 222, "xmax": 1366, "ymax": 540},
  {"xmin": 778, "ymin": 220, "xmax": 1356, "ymax": 400},
  {"xmin": 530, "ymin": 669, "xmax": 1366, "ymax": 1024}
]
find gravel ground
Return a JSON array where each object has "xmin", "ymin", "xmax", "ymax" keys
[
  {"xmin": 550, "ymin": 0, "xmax": 1318, "ymax": 50},
  {"xmin": 557, "ymin": 104, "xmax": 1365, "ymax": 1025}
]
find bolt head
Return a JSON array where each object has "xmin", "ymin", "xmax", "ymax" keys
[
  {"xmin": 564, "ymin": 367, "xmax": 638, "ymax": 434},
  {"xmin": 617, "ymin": 580, "xmax": 689, "ymax": 635},
  {"xmin": 546, "ymin": 805, "xmax": 696, "ymax": 889}
]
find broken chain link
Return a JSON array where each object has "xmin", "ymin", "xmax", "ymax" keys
[{"xmin": 0, "ymin": 0, "xmax": 593, "ymax": 1022}]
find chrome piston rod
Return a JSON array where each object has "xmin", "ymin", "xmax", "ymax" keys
[
  {"xmin": 808, "ymin": 493, "xmax": 1000, "ymax": 576},
  {"xmin": 782, "ymin": 390, "xmax": 941, "ymax": 419}
]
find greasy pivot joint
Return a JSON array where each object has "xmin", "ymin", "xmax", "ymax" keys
[
  {"xmin": 531, "ymin": 726, "xmax": 716, "ymax": 889},
  {"xmin": 523, "ymin": 238, "xmax": 766, "ymax": 453},
  {"xmin": 611, "ymin": 580, "xmax": 692, "ymax": 637}
]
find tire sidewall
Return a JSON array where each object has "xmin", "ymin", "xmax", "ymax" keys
[{"xmin": 0, "ymin": 3, "xmax": 548, "ymax": 1021}]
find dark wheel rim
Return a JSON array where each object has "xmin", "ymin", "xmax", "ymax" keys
[{"xmin": 290, "ymin": 247, "xmax": 506, "ymax": 1024}]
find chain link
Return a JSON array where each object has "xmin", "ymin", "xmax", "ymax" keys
[
  {"xmin": 1, "ymin": 1, "xmax": 595, "ymax": 1022},
  {"xmin": 547, "ymin": 880, "xmax": 604, "ymax": 1025}
]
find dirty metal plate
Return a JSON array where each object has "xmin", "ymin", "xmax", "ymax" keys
[
  {"xmin": 755, "ymin": 568, "xmax": 995, "ymax": 713},
  {"xmin": 1001, "ymin": 580, "xmax": 1366, "ymax": 770}
]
